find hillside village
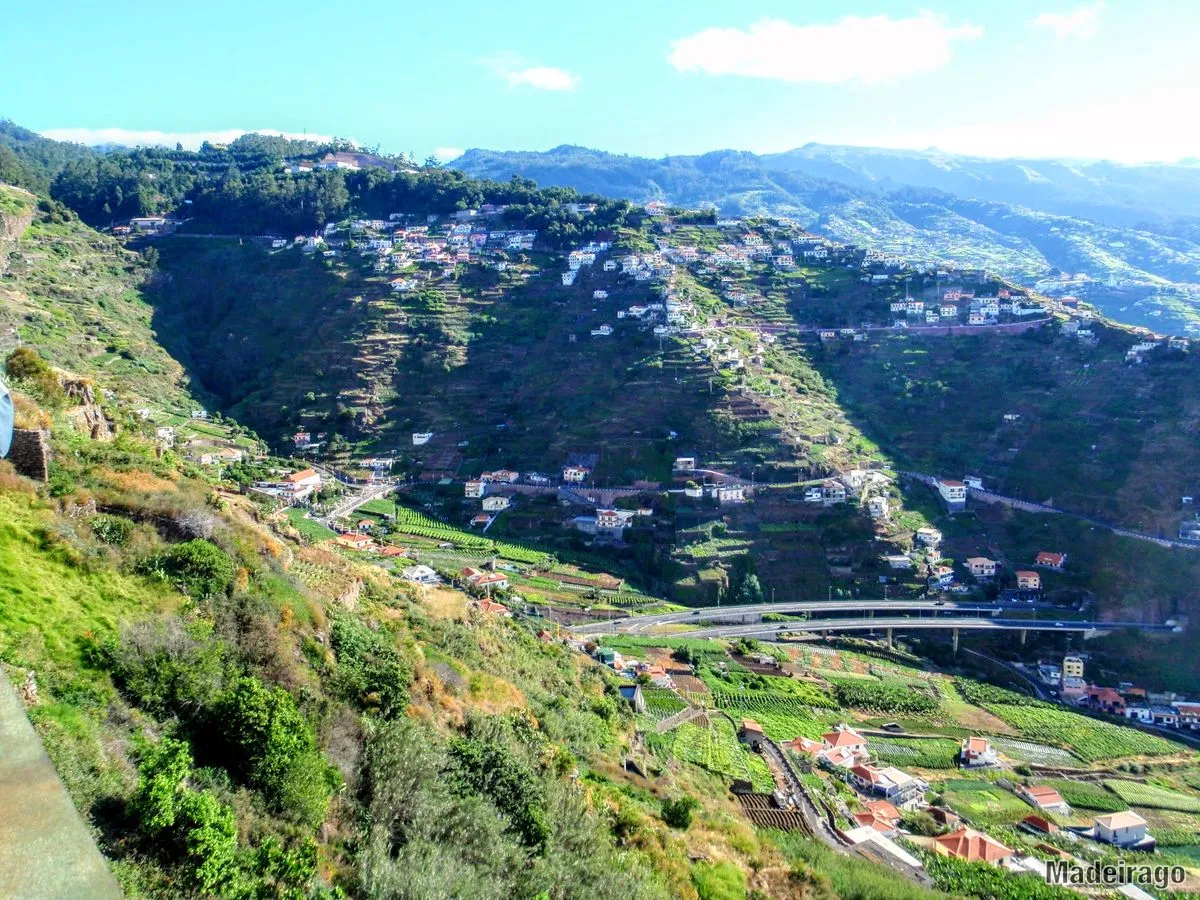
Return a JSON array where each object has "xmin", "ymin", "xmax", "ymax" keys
[{"xmin": 9, "ymin": 142, "xmax": 1200, "ymax": 899}]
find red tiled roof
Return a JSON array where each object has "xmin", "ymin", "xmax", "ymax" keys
[
  {"xmin": 285, "ymin": 468, "xmax": 318, "ymax": 483},
  {"xmin": 865, "ymin": 800, "xmax": 900, "ymax": 822},
  {"xmin": 1023, "ymin": 785, "xmax": 1066, "ymax": 807},
  {"xmin": 966, "ymin": 736, "xmax": 990, "ymax": 753},
  {"xmin": 853, "ymin": 811, "xmax": 896, "ymax": 833},
  {"xmin": 822, "ymin": 729, "xmax": 865, "ymax": 748},
  {"xmin": 1037, "ymin": 552, "xmax": 1065, "ymax": 566},
  {"xmin": 1022, "ymin": 815, "xmax": 1059, "ymax": 834},
  {"xmin": 933, "ymin": 828, "xmax": 1014, "ymax": 863}
]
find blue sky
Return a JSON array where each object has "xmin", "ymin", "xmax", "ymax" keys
[{"xmin": 4, "ymin": 1, "xmax": 1196, "ymax": 162}]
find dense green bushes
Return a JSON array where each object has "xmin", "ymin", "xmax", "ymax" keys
[
  {"xmin": 330, "ymin": 614, "xmax": 413, "ymax": 718},
  {"xmin": 210, "ymin": 677, "xmax": 340, "ymax": 827},
  {"xmin": 829, "ymin": 678, "xmax": 939, "ymax": 714},
  {"xmin": 103, "ymin": 618, "xmax": 228, "ymax": 718},
  {"xmin": 4, "ymin": 347, "xmax": 63, "ymax": 405},
  {"xmin": 359, "ymin": 717, "xmax": 665, "ymax": 900},
  {"xmin": 138, "ymin": 539, "xmax": 236, "ymax": 600},
  {"xmin": 661, "ymin": 795, "xmax": 699, "ymax": 829},
  {"xmin": 133, "ymin": 737, "xmax": 239, "ymax": 894},
  {"xmin": 132, "ymin": 736, "xmax": 322, "ymax": 896}
]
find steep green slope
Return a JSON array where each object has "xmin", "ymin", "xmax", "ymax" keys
[
  {"xmin": 817, "ymin": 323, "xmax": 1200, "ymax": 532},
  {"xmin": 0, "ymin": 186, "xmax": 191, "ymax": 408}
]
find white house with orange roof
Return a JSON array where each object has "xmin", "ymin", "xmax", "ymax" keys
[{"xmin": 960, "ymin": 736, "xmax": 997, "ymax": 767}]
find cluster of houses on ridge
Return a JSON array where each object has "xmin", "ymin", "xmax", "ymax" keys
[
  {"xmin": 882, "ymin": 286, "xmax": 1047, "ymax": 328},
  {"xmin": 1037, "ymin": 654, "xmax": 1200, "ymax": 733},
  {"xmin": 743, "ymin": 722, "xmax": 1159, "ymax": 874}
]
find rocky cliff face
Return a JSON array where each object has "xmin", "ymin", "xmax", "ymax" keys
[{"xmin": 62, "ymin": 378, "xmax": 115, "ymax": 441}]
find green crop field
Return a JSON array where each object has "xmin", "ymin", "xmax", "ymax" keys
[
  {"xmin": 983, "ymin": 704, "xmax": 1187, "ymax": 762},
  {"xmin": 1104, "ymin": 780, "xmax": 1200, "ymax": 813},
  {"xmin": 867, "ymin": 737, "xmax": 961, "ymax": 769},
  {"xmin": 941, "ymin": 785, "xmax": 1033, "ymax": 828},
  {"xmin": 284, "ymin": 507, "xmax": 337, "ymax": 541},
  {"xmin": 989, "ymin": 737, "xmax": 1081, "ymax": 768},
  {"xmin": 1042, "ymin": 779, "xmax": 1125, "ymax": 812}
]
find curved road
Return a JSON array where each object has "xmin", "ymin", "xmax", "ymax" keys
[
  {"xmin": 670, "ymin": 617, "xmax": 1174, "ymax": 641},
  {"xmin": 574, "ymin": 599, "xmax": 1043, "ymax": 634}
]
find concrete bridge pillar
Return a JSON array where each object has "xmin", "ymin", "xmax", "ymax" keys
[
  {"xmin": 952, "ymin": 628, "xmax": 959, "ymax": 654},
  {"xmin": 1020, "ymin": 628, "xmax": 1027, "ymax": 646},
  {"xmin": 886, "ymin": 628, "xmax": 893, "ymax": 648}
]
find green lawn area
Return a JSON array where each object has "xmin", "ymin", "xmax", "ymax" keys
[
  {"xmin": 940, "ymin": 782, "xmax": 1033, "ymax": 828},
  {"xmin": 0, "ymin": 492, "xmax": 176, "ymax": 682},
  {"xmin": 285, "ymin": 507, "xmax": 337, "ymax": 541}
]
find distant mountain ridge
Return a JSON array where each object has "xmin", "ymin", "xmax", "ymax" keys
[
  {"xmin": 453, "ymin": 143, "xmax": 1200, "ymax": 333},
  {"xmin": 456, "ymin": 142, "xmax": 1200, "ymax": 229}
]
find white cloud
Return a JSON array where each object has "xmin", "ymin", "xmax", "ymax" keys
[
  {"xmin": 505, "ymin": 66, "xmax": 580, "ymax": 91},
  {"xmin": 432, "ymin": 146, "xmax": 464, "ymax": 162},
  {"xmin": 1031, "ymin": 3, "xmax": 1104, "ymax": 40},
  {"xmin": 40, "ymin": 126, "xmax": 339, "ymax": 150},
  {"xmin": 480, "ymin": 53, "xmax": 580, "ymax": 92},
  {"xmin": 668, "ymin": 13, "xmax": 982, "ymax": 85}
]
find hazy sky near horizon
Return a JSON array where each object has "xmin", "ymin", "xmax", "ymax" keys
[{"xmin": 4, "ymin": 0, "xmax": 1197, "ymax": 163}]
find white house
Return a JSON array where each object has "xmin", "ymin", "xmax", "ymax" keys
[
  {"xmin": 936, "ymin": 479, "xmax": 967, "ymax": 511},
  {"xmin": 1093, "ymin": 811, "xmax": 1152, "ymax": 849},
  {"xmin": 960, "ymin": 737, "xmax": 997, "ymax": 767},
  {"xmin": 464, "ymin": 480, "xmax": 486, "ymax": 498},
  {"xmin": 562, "ymin": 466, "xmax": 591, "ymax": 483},
  {"xmin": 717, "ymin": 485, "xmax": 745, "ymax": 504},
  {"xmin": 482, "ymin": 496, "xmax": 510, "ymax": 512},
  {"xmin": 822, "ymin": 480, "xmax": 847, "ymax": 506},
  {"xmin": 401, "ymin": 565, "xmax": 440, "ymax": 585},
  {"xmin": 867, "ymin": 495, "xmax": 890, "ymax": 519},
  {"xmin": 593, "ymin": 290, "xmax": 608, "ymax": 300},
  {"xmin": 967, "ymin": 557, "xmax": 997, "ymax": 579}
]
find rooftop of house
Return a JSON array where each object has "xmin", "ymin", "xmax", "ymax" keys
[
  {"xmin": 853, "ymin": 811, "xmax": 896, "ymax": 834},
  {"xmin": 1095, "ymin": 811, "xmax": 1147, "ymax": 830},
  {"xmin": 934, "ymin": 827, "xmax": 1014, "ymax": 864},
  {"xmin": 1023, "ymin": 785, "xmax": 1066, "ymax": 805},
  {"xmin": 965, "ymin": 736, "xmax": 991, "ymax": 753},
  {"xmin": 1022, "ymin": 815, "xmax": 1059, "ymax": 834},
  {"xmin": 822, "ymin": 727, "xmax": 865, "ymax": 747},
  {"xmin": 741, "ymin": 718, "xmax": 765, "ymax": 734},
  {"xmin": 284, "ymin": 468, "xmax": 319, "ymax": 483},
  {"xmin": 865, "ymin": 799, "xmax": 901, "ymax": 821}
]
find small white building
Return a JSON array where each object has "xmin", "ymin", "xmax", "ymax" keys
[
  {"xmin": 960, "ymin": 737, "xmax": 997, "ymax": 767},
  {"xmin": 401, "ymin": 565, "xmax": 440, "ymax": 585},
  {"xmin": 1094, "ymin": 811, "xmax": 1151, "ymax": 849}
]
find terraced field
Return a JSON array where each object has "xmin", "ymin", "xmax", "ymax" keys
[{"xmin": 983, "ymin": 703, "xmax": 1187, "ymax": 762}]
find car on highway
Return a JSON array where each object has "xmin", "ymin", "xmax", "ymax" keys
[
  {"xmin": 1054, "ymin": 621, "xmax": 1064, "ymax": 626},
  {"xmin": 933, "ymin": 600, "xmax": 945, "ymax": 606}
]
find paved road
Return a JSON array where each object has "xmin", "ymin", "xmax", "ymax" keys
[
  {"xmin": 323, "ymin": 481, "xmax": 395, "ymax": 523},
  {"xmin": 904, "ymin": 470, "xmax": 1200, "ymax": 551},
  {"xmin": 0, "ymin": 670, "xmax": 122, "ymax": 899},
  {"xmin": 574, "ymin": 599, "xmax": 1052, "ymax": 634},
  {"xmin": 666, "ymin": 617, "xmax": 1174, "ymax": 641}
]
